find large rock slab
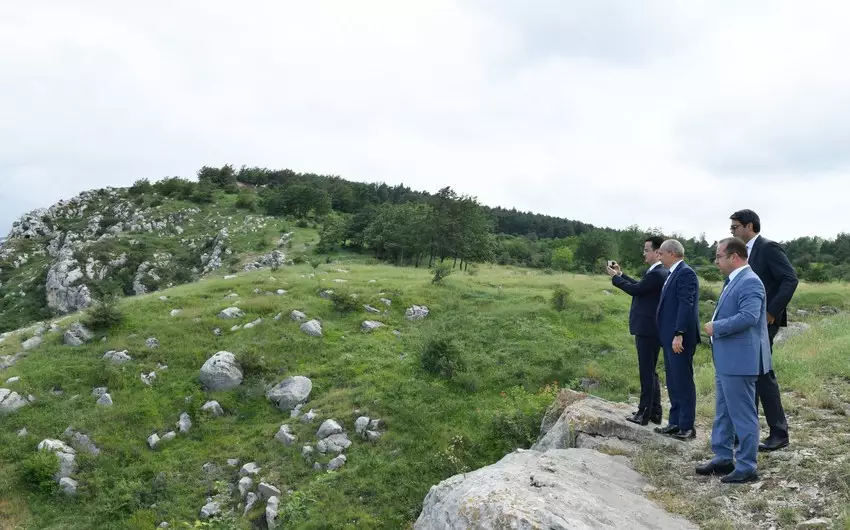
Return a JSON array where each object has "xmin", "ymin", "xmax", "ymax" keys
[
  {"xmin": 199, "ymin": 351, "xmax": 243, "ymax": 391},
  {"xmin": 0, "ymin": 388, "xmax": 31, "ymax": 414},
  {"xmin": 267, "ymin": 376, "xmax": 312, "ymax": 411},
  {"xmin": 64, "ymin": 322, "xmax": 93, "ymax": 346},
  {"xmin": 414, "ymin": 448, "xmax": 697, "ymax": 530},
  {"xmin": 532, "ymin": 390, "xmax": 683, "ymax": 453}
]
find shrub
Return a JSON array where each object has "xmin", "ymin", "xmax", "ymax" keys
[
  {"xmin": 296, "ymin": 219, "xmax": 310, "ymax": 228},
  {"xmin": 237, "ymin": 351, "xmax": 272, "ymax": 379},
  {"xmin": 551, "ymin": 285, "xmax": 572, "ymax": 311},
  {"xmin": 697, "ymin": 267, "xmax": 723, "ymax": 282},
  {"xmin": 292, "ymin": 256, "xmax": 305, "ymax": 265},
  {"xmin": 330, "ymin": 290, "xmax": 358, "ymax": 313},
  {"xmin": 19, "ymin": 450, "xmax": 59, "ymax": 493},
  {"xmin": 421, "ymin": 338, "xmax": 465, "ymax": 379},
  {"xmin": 235, "ymin": 191, "xmax": 258, "ymax": 211},
  {"xmin": 491, "ymin": 409, "xmax": 540, "ymax": 450},
  {"xmin": 85, "ymin": 295, "xmax": 124, "ymax": 330},
  {"xmin": 580, "ymin": 307, "xmax": 605, "ymax": 323},
  {"xmin": 432, "ymin": 263, "xmax": 453, "ymax": 284},
  {"xmin": 699, "ymin": 284, "xmax": 719, "ymax": 302},
  {"xmin": 128, "ymin": 179, "xmax": 153, "ymax": 196}
]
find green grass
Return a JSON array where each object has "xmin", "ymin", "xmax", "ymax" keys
[{"xmin": 3, "ymin": 261, "xmax": 850, "ymax": 529}]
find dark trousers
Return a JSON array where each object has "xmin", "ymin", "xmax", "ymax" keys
[
  {"xmin": 662, "ymin": 344, "xmax": 696, "ymax": 431},
  {"xmin": 635, "ymin": 335, "xmax": 662, "ymax": 416},
  {"xmin": 756, "ymin": 323, "xmax": 789, "ymax": 440}
]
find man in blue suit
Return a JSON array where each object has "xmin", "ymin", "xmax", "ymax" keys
[
  {"xmin": 697, "ymin": 237, "xmax": 770, "ymax": 483},
  {"xmin": 655, "ymin": 239, "xmax": 700, "ymax": 440},
  {"xmin": 607, "ymin": 236, "xmax": 669, "ymax": 426}
]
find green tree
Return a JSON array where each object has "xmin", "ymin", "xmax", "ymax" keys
[
  {"xmin": 551, "ymin": 246, "xmax": 574, "ymax": 270},
  {"xmin": 574, "ymin": 229, "xmax": 618, "ymax": 270}
]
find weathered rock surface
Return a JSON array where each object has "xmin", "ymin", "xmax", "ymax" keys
[
  {"xmin": 199, "ymin": 351, "xmax": 243, "ymax": 391},
  {"xmin": 64, "ymin": 322, "xmax": 93, "ymax": 346},
  {"xmin": 414, "ymin": 448, "xmax": 697, "ymax": 529},
  {"xmin": 267, "ymin": 376, "xmax": 312, "ymax": 411}
]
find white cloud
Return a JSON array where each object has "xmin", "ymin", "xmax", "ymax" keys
[{"xmin": 2, "ymin": 0, "xmax": 849, "ymax": 243}]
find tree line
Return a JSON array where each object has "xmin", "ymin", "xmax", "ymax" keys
[{"xmin": 128, "ymin": 165, "xmax": 850, "ymax": 282}]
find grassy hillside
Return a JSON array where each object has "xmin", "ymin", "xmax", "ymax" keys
[{"xmin": 2, "ymin": 257, "xmax": 850, "ymax": 529}]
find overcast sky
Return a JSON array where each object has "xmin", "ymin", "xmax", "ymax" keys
[{"xmin": 2, "ymin": 1, "xmax": 849, "ymax": 243}]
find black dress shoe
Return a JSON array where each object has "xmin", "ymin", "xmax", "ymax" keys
[
  {"xmin": 758, "ymin": 437, "xmax": 789, "ymax": 452},
  {"xmin": 625, "ymin": 412, "xmax": 650, "ymax": 426},
  {"xmin": 720, "ymin": 470, "xmax": 759, "ymax": 484},
  {"xmin": 654, "ymin": 424, "xmax": 679, "ymax": 435},
  {"xmin": 649, "ymin": 412, "xmax": 662, "ymax": 425},
  {"xmin": 695, "ymin": 461, "xmax": 735, "ymax": 476},
  {"xmin": 670, "ymin": 429, "xmax": 696, "ymax": 441}
]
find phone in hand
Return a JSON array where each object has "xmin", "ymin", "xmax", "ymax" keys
[{"xmin": 607, "ymin": 260, "xmax": 618, "ymax": 268}]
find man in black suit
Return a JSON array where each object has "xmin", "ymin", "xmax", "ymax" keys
[
  {"xmin": 730, "ymin": 209, "xmax": 798, "ymax": 451},
  {"xmin": 607, "ymin": 236, "xmax": 669, "ymax": 426}
]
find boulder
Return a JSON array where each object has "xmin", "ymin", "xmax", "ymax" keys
[
  {"xmin": 96, "ymin": 393, "xmax": 113, "ymax": 406},
  {"xmin": 37, "ymin": 439, "xmax": 76, "ymax": 481},
  {"xmin": 361, "ymin": 320, "xmax": 384, "ymax": 333},
  {"xmin": 266, "ymin": 495, "xmax": 280, "ymax": 529},
  {"xmin": 46, "ymin": 246, "xmax": 93, "ymax": 314},
  {"xmin": 202, "ymin": 400, "xmax": 224, "ymax": 417},
  {"xmin": 775, "ymin": 322, "xmax": 811, "ymax": 344},
  {"xmin": 300, "ymin": 319, "xmax": 323, "ymax": 337},
  {"xmin": 414, "ymin": 448, "xmax": 697, "ymax": 529},
  {"xmin": 239, "ymin": 462, "xmax": 261, "ymax": 477},
  {"xmin": 103, "ymin": 350, "xmax": 132, "ymax": 364},
  {"xmin": 355, "ymin": 416, "xmax": 370, "ymax": 436},
  {"xmin": 316, "ymin": 419, "xmax": 343, "ymax": 439},
  {"xmin": 317, "ymin": 433, "xmax": 351, "ymax": 454},
  {"xmin": 0, "ymin": 388, "xmax": 30, "ymax": 414},
  {"xmin": 532, "ymin": 390, "xmax": 683, "ymax": 454},
  {"xmin": 21, "ymin": 335, "xmax": 43, "ymax": 351},
  {"xmin": 259, "ymin": 483, "xmax": 281, "ymax": 501},
  {"xmin": 274, "ymin": 424, "xmax": 297, "ymax": 446},
  {"xmin": 238, "ymin": 477, "xmax": 253, "ymax": 499},
  {"xmin": 64, "ymin": 322, "xmax": 93, "ymax": 346},
  {"xmin": 405, "ymin": 305, "xmax": 430, "ymax": 320},
  {"xmin": 217, "ymin": 307, "xmax": 245, "ymax": 319},
  {"xmin": 145, "ymin": 337, "xmax": 159, "ymax": 348},
  {"xmin": 63, "ymin": 428, "xmax": 101, "ymax": 456},
  {"xmin": 200, "ymin": 501, "xmax": 221, "ymax": 520},
  {"xmin": 327, "ymin": 455, "xmax": 347, "ymax": 471},
  {"xmin": 267, "ymin": 376, "xmax": 312, "ymax": 411},
  {"xmin": 59, "ymin": 477, "xmax": 78, "ymax": 495},
  {"xmin": 199, "ymin": 351, "xmax": 243, "ymax": 391},
  {"xmin": 178, "ymin": 412, "xmax": 192, "ymax": 433},
  {"xmin": 290, "ymin": 310, "xmax": 307, "ymax": 322}
]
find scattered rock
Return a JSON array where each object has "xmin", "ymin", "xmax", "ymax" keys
[
  {"xmin": 361, "ymin": 320, "xmax": 384, "ymax": 333},
  {"xmin": 244, "ymin": 492, "xmax": 259, "ymax": 516},
  {"xmin": 199, "ymin": 501, "xmax": 221, "ymax": 520},
  {"xmin": 22, "ymin": 335, "xmax": 43, "ymax": 350},
  {"xmin": 96, "ymin": 393, "xmax": 114, "ymax": 406},
  {"xmin": 148, "ymin": 433, "xmax": 161, "ymax": 449},
  {"xmin": 302, "ymin": 446, "xmax": 314, "ymax": 459},
  {"xmin": 405, "ymin": 305, "xmax": 430, "ymax": 321},
  {"xmin": 141, "ymin": 372, "xmax": 157, "ymax": 386},
  {"xmin": 37, "ymin": 439, "xmax": 77, "ymax": 482},
  {"xmin": 170, "ymin": 309, "xmax": 181, "ymax": 317},
  {"xmin": 413, "ymin": 448, "xmax": 697, "ymax": 530},
  {"xmin": 327, "ymin": 455, "xmax": 347, "ymax": 471},
  {"xmin": 178, "ymin": 412, "xmax": 192, "ymax": 433},
  {"xmin": 199, "ymin": 351, "xmax": 244, "ymax": 391},
  {"xmin": 59, "ymin": 477, "xmax": 78, "ymax": 495},
  {"xmin": 217, "ymin": 307, "xmax": 245, "ymax": 319},
  {"xmin": 365, "ymin": 430, "xmax": 382, "ymax": 442},
  {"xmin": 267, "ymin": 376, "xmax": 313, "ymax": 411},
  {"xmin": 276, "ymin": 289, "xmax": 287, "ymax": 295},
  {"xmin": 103, "ymin": 350, "xmax": 132, "ymax": 364},
  {"xmin": 364, "ymin": 305, "xmax": 381, "ymax": 314},
  {"xmin": 0, "ymin": 388, "xmax": 31, "ymax": 414},
  {"xmin": 318, "ymin": 433, "xmax": 352, "ymax": 454},
  {"xmin": 273, "ymin": 313, "xmax": 282, "ymax": 321},
  {"xmin": 18, "ymin": 427, "xmax": 28, "ymax": 437},
  {"xmin": 159, "ymin": 296, "xmax": 168, "ymax": 301},
  {"xmin": 213, "ymin": 328, "xmax": 221, "ymax": 336},
  {"xmin": 64, "ymin": 322, "xmax": 94, "ymax": 346},
  {"xmin": 145, "ymin": 337, "xmax": 159, "ymax": 348},
  {"xmin": 274, "ymin": 425, "xmax": 297, "ymax": 446},
  {"xmin": 301, "ymin": 409, "xmax": 318, "ymax": 423},
  {"xmin": 202, "ymin": 400, "xmax": 224, "ymax": 417},
  {"xmin": 5, "ymin": 376, "xmax": 20, "ymax": 385},
  {"xmin": 300, "ymin": 319, "xmax": 323, "ymax": 337},
  {"xmin": 92, "ymin": 387, "xmax": 108, "ymax": 397},
  {"xmin": 63, "ymin": 428, "xmax": 101, "ymax": 455},
  {"xmin": 238, "ymin": 477, "xmax": 254, "ymax": 499},
  {"xmin": 318, "ymin": 289, "xmax": 334, "ymax": 300},
  {"xmin": 317, "ymin": 419, "xmax": 343, "ymax": 439},
  {"xmin": 239, "ymin": 462, "xmax": 261, "ymax": 477},
  {"xmin": 290, "ymin": 310, "xmax": 307, "ymax": 322},
  {"xmin": 820, "ymin": 305, "xmax": 840, "ymax": 315},
  {"xmin": 266, "ymin": 496, "xmax": 280, "ymax": 529},
  {"xmin": 797, "ymin": 518, "xmax": 831, "ymax": 529},
  {"xmin": 369, "ymin": 419, "xmax": 384, "ymax": 430},
  {"xmin": 775, "ymin": 322, "xmax": 812, "ymax": 343},
  {"xmin": 380, "ymin": 298, "xmax": 392, "ymax": 306},
  {"xmin": 259, "ymin": 483, "xmax": 281, "ymax": 501},
  {"xmin": 355, "ymin": 416, "xmax": 370, "ymax": 435},
  {"xmin": 161, "ymin": 431, "xmax": 177, "ymax": 442}
]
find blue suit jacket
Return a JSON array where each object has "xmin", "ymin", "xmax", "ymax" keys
[
  {"xmin": 656, "ymin": 261, "xmax": 701, "ymax": 350},
  {"xmin": 711, "ymin": 267, "xmax": 772, "ymax": 376},
  {"xmin": 612, "ymin": 265, "xmax": 669, "ymax": 338}
]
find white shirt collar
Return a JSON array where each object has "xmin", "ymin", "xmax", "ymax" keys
[
  {"xmin": 667, "ymin": 260, "xmax": 683, "ymax": 274},
  {"xmin": 728, "ymin": 264, "xmax": 750, "ymax": 283},
  {"xmin": 746, "ymin": 233, "xmax": 760, "ymax": 253},
  {"xmin": 648, "ymin": 261, "xmax": 662, "ymax": 272}
]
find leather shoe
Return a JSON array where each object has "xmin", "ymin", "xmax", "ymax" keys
[
  {"xmin": 758, "ymin": 437, "xmax": 789, "ymax": 452},
  {"xmin": 695, "ymin": 461, "xmax": 735, "ymax": 476},
  {"xmin": 625, "ymin": 411, "xmax": 649, "ymax": 426},
  {"xmin": 720, "ymin": 470, "xmax": 759, "ymax": 484},
  {"xmin": 654, "ymin": 424, "xmax": 679, "ymax": 435},
  {"xmin": 670, "ymin": 429, "xmax": 696, "ymax": 441},
  {"xmin": 649, "ymin": 412, "xmax": 662, "ymax": 425}
]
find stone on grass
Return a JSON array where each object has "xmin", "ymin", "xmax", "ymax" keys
[
  {"xmin": 274, "ymin": 425, "xmax": 297, "ymax": 446},
  {"xmin": 178, "ymin": 412, "xmax": 192, "ymax": 433},
  {"xmin": 267, "ymin": 376, "xmax": 312, "ymax": 411},
  {"xmin": 18, "ymin": 427, "xmax": 28, "ymax": 437},
  {"xmin": 161, "ymin": 431, "xmax": 177, "ymax": 442},
  {"xmin": 227, "ymin": 458, "xmax": 240, "ymax": 467},
  {"xmin": 364, "ymin": 305, "xmax": 381, "ymax": 314},
  {"xmin": 300, "ymin": 319, "xmax": 323, "ymax": 337},
  {"xmin": 148, "ymin": 433, "xmax": 161, "ymax": 449},
  {"xmin": 405, "ymin": 305, "xmax": 430, "ymax": 321},
  {"xmin": 92, "ymin": 387, "xmax": 108, "ymax": 397},
  {"xmin": 64, "ymin": 322, "xmax": 94, "ymax": 346},
  {"xmin": 239, "ymin": 462, "xmax": 261, "ymax": 477},
  {"xmin": 199, "ymin": 351, "xmax": 243, "ymax": 391},
  {"xmin": 22, "ymin": 335, "xmax": 43, "ymax": 350},
  {"xmin": 366, "ymin": 430, "xmax": 382, "ymax": 442},
  {"xmin": 213, "ymin": 328, "xmax": 221, "ymax": 336},
  {"xmin": 244, "ymin": 493, "xmax": 259, "ymax": 515},
  {"xmin": 238, "ymin": 477, "xmax": 254, "ymax": 499},
  {"xmin": 1, "ymin": 388, "xmax": 31, "ymax": 414},
  {"xmin": 327, "ymin": 455, "xmax": 347, "ymax": 471},
  {"xmin": 259, "ymin": 483, "xmax": 281, "ymax": 500},
  {"xmin": 141, "ymin": 372, "xmax": 157, "ymax": 385},
  {"xmin": 361, "ymin": 320, "xmax": 384, "ymax": 333},
  {"xmin": 200, "ymin": 501, "xmax": 221, "ymax": 520},
  {"xmin": 217, "ymin": 307, "xmax": 245, "ymax": 319},
  {"xmin": 302, "ymin": 446, "xmax": 314, "ymax": 459},
  {"xmin": 266, "ymin": 496, "xmax": 280, "ymax": 529},
  {"xmin": 64, "ymin": 428, "xmax": 100, "ymax": 455},
  {"xmin": 300, "ymin": 409, "xmax": 318, "ymax": 423},
  {"xmin": 369, "ymin": 419, "xmax": 384, "ymax": 430},
  {"xmin": 96, "ymin": 393, "xmax": 113, "ymax": 406},
  {"xmin": 316, "ymin": 419, "xmax": 343, "ymax": 439},
  {"xmin": 318, "ymin": 433, "xmax": 352, "ymax": 454},
  {"xmin": 5, "ymin": 376, "xmax": 20, "ymax": 385},
  {"xmin": 202, "ymin": 400, "xmax": 224, "ymax": 417},
  {"xmin": 170, "ymin": 309, "xmax": 181, "ymax": 317},
  {"xmin": 380, "ymin": 298, "xmax": 392, "ymax": 306},
  {"xmin": 145, "ymin": 337, "xmax": 159, "ymax": 348},
  {"xmin": 290, "ymin": 310, "xmax": 307, "ymax": 322},
  {"xmin": 103, "ymin": 350, "xmax": 132, "ymax": 364},
  {"xmin": 59, "ymin": 477, "xmax": 78, "ymax": 495},
  {"xmin": 355, "ymin": 416, "xmax": 370, "ymax": 435}
]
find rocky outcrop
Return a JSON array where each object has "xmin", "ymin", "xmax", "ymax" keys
[
  {"xmin": 414, "ymin": 448, "xmax": 696, "ymax": 529},
  {"xmin": 201, "ymin": 229, "xmax": 229, "ymax": 274},
  {"xmin": 46, "ymin": 244, "xmax": 93, "ymax": 314}
]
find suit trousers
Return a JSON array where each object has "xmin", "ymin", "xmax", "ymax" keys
[
  {"xmin": 635, "ymin": 335, "xmax": 662, "ymax": 416},
  {"xmin": 756, "ymin": 323, "xmax": 789, "ymax": 440},
  {"xmin": 712, "ymin": 372, "xmax": 759, "ymax": 474},
  {"xmin": 662, "ymin": 344, "xmax": 696, "ymax": 431}
]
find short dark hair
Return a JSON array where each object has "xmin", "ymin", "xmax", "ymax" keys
[
  {"xmin": 645, "ymin": 236, "xmax": 664, "ymax": 250},
  {"xmin": 719, "ymin": 237, "xmax": 749, "ymax": 260},
  {"xmin": 730, "ymin": 209, "xmax": 761, "ymax": 233}
]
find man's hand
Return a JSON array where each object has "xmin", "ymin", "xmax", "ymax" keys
[
  {"xmin": 606, "ymin": 265, "xmax": 617, "ymax": 278},
  {"xmin": 672, "ymin": 335, "xmax": 684, "ymax": 354},
  {"xmin": 767, "ymin": 312, "xmax": 776, "ymax": 325},
  {"xmin": 704, "ymin": 321, "xmax": 714, "ymax": 337}
]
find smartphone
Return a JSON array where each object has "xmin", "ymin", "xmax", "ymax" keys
[{"xmin": 607, "ymin": 260, "xmax": 617, "ymax": 268}]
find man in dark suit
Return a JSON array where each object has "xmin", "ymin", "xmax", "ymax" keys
[
  {"xmin": 655, "ymin": 239, "xmax": 700, "ymax": 440},
  {"xmin": 698, "ymin": 237, "xmax": 770, "ymax": 483},
  {"xmin": 607, "ymin": 236, "xmax": 669, "ymax": 426},
  {"xmin": 730, "ymin": 209, "xmax": 798, "ymax": 451}
]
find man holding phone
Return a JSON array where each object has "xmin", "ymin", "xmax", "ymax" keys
[{"xmin": 607, "ymin": 236, "xmax": 669, "ymax": 425}]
